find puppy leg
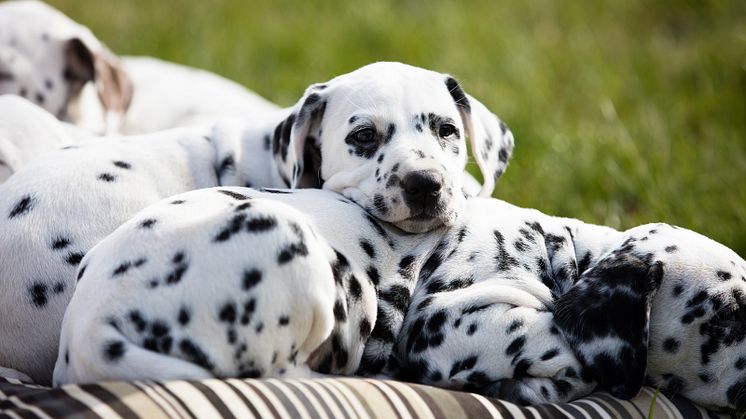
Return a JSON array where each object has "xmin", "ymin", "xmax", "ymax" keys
[{"xmin": 398, "ymin": 281, "xmax": 594, "ymax": 404}]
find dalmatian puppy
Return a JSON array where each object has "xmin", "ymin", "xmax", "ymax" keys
[
  {"xmin": 0, "ymin": 95, "xmax": 92, "ymax": 183},
  {"xmin": 54, "ymin": 187, "xmax": 590, "ymax": 407},
  {"xmin": 55, "ymin": 187, "xmax": 746, "ymax": 410},
  {"xmin": 0, "ymin": 61, "xmax": 514, "ymax": 384},
  {"xmin": 0, "ymin": 0, "xmax": 277, "ymax": 136}
]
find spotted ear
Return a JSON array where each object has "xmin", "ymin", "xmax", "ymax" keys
[
  {"xmin": 554, "ymin": 253, "xmax": 664, "ymax": 399},
  {"xmin": 64, "ymin": 37, "xmax": 133, "ymax": 134},
  {"xmin": 445, "ymin": 77, "xmax": 514, "ymax": 197},
  {"xmin": 272, "ymin": 84, "xmax": 327, "ymax": 188}
]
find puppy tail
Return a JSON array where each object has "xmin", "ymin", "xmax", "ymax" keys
[{"xmin": 54, "ymin": 320, "xmax": 213, "ymax": 386}]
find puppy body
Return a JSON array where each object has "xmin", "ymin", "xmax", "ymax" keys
[{"xmin": 55, "ymin": 187, "xmax": 746, "ymax": 410}]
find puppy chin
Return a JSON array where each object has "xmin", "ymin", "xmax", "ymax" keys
[{"xmin": 393, "ymin": 210, "xmax": 457, "ymax": 234}]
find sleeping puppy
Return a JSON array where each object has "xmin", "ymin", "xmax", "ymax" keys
[
  {"xmin": 54, "ymin": 186, "xmax": 746, "ymax": 410},
  {"xmin": 0, "ymin": 0, "xmax": 277, "ymax": 136},
  {"xmin": 0, "ymin": 61, "xmax": 513, "ymax": 384},
  {"xmin": 0, "ymin": 95, "xmax": 92, "ymax": 183}
]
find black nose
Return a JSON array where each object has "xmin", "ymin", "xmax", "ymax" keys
[{"xmin": 402, "ymin": 171, "xmax": 443, "ymax": 211}]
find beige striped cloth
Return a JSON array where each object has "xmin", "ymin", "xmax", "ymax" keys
[{"xmin": 0, "ymin": 377, "xmax": 736, "ymax": 418}]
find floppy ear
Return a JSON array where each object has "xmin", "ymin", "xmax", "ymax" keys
[
  {"xmin": 445, "ymin": 77, "xmax": 514, "ymax": 197},
  {"xmin": 64, "ymin": 37, "xmax": 133, "ymax": 133},
  {"xmin": 272, "ymin": 84, "xmax": 328, "ymax": 188},
  {"xmin": 554, "ymin": 252, "xmax": 664, "ymax": 399}
]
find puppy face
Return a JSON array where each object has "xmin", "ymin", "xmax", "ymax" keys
[
  {"xmin": 0, "ymin": 1, "xmax": 132, "ymax": 132},
  {"xmin": 274, "ymin": 62, "xmax": 514, "ymax": 233},
  {"xmin": 0, "ymin": 31, "xmax": 71, "ymax": 119}
]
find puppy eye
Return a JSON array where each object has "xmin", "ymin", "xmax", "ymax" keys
[
  {"xmin": 352, "ymin": 127, "xmax": 376, "ymax": 144},
  {"xmin": 438, "ymin": 123, "xmax": 456, "ymax": 138}
]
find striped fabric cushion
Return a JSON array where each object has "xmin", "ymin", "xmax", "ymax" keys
[{"xmin": 0, "ymin": 377, "xmax": 735, "ymax": 419}]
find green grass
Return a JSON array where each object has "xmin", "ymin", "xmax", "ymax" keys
[{"xmin": 50, "ymin": 0, "xmax": 746, "ymax": 254}]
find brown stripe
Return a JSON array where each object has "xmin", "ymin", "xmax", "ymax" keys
[
  {"xmin": 531, "ymin": 402, "xmax": 573, "ymax": 418},
  {"xmin": 365, "ymin": 380, "xmax": 405, "ymax": 419},
  {"xmin": 0, "ymin": 398, "xmax": 46, "ymax": 419},
  {"xmin": 285, "ymin": 380, "xmax": 331, "ymax": 419},
  {"xmin": 592, "ymin": 393, "xmax": 640, "ymax": 419},
  {"xmin": 224, "ymin": 380, "xmax": 264, "ymax": 418},
  {"xmin": 295, "ymin": 381, "xmax": 338, "ymax": 419},
  {"xmin": 261, "ymin": 380, "xmax": 305, "ymax": 418},
  {"xmin": 155, "ymin": 381, "xmax": 198, "ymax": 419},
  {"xmin": 79, "ymin": 384, "xmax": 140, "ymax": 418},
  {"xmin": 323, "ymin": 379, "xmax": 375, "ymax": 419},
  {"xmin": 382, "ymin": 382, "xmax": 421, "ymax": 418},
  {"xmin": 400, "ymin": 384, "xmax": 447, "ymax": 419},
  {"xmin": 243, "ymin": 380, "xmax": 284, "ymax": 418},
  {"xmin": 314, "ymin": 379, "xmax": 354, "ymax": 419},
  {"xmin": 571, "ymin": 399, "xmax": 608, "ymax": 419},
  {"xmin": 546, "ymin": 401, "xmax": 591, "ymax": 419},
  {"xmin": 133, "ymin": 381, "xmax": 185, "ymax": 418},
  {"xmin": 475, "ymin": 394, "xmax": 523, "ymax": 418},
  {"xmin": 13, "ymin": 386, "xmax": 98, "ymax": 419},
  {"xmin": 189, "ymin": 381, "xmax": 237, "ymax": 419},
  {"xmin": 99, "ymin": 382, "xmax": 169, "ymax": 419},
  {"xmin": 269, "ymin": 380, "xmax": 319, "ymax": 418}
]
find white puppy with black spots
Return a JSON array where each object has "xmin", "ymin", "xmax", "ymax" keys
[
  {"xmin": 0, "ymin": 0, "xmax": 278, "ymax": 136},
  {"xmin": 54, "ymin": 186, "xmax": 746, "ymax": 411},
  {"xmin": 0, "ymin": 61, "xmax": 513, "ymax": 384}
]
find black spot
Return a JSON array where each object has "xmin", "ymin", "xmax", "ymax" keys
[
  {"xmin": 359, "ymin": 318, "xmax": 372, "ymax": 338},
  {"xmin": 366, "ymin": 266, "xmax": 380, "ymax": 286},
  {"xmin": 9, "ymin": 195, "xmax": 35, "ymax": 219},
  {"xmin": 219, "ymin": 302, "xmax": 237, "ymax": 323},
  {"xmin": 53, "ymin": 282, "xmax": 65, "ymax": 294},
  {"xmin": 139, "ymin": 219, "xmax": 157, "ymax": 229},
  {"xmin": 540, "ymin": 348, "xmax": 560, "ymax": 361},
  {"xmin": 98, "ymin": 173, "xmax": 117, "ymax": 182},
  {"xmin": 373, "ymin": 194, "xmax": 388, "ymax": 215},
  {"xmin": 29, "ymin": 283, "xmax": 48, "ymax": 307},
  {"xmin": 380, "ymin": 285, "xmax": 410, "ymax": 313},
  {"xmin": 129, "ymin": 310, "xmax": 147, "ymax": 332},
  {"xmin": 333, "ymin": 300, "xmax": 347, "ymax": 322},
  {"xmin": 214, "ymin": 213, "xmax": 247, "ymax": 242},
  {"xmin": 467, "ymin": 323, "xmax": 478, "ymax": 335},
  {"xmin": 507, "ymin": 320, "xmax": 523, "ymax": 334},
  {"xmin": 170, "ymin": 200, "xmax": 186, "ymax": 205},
  {"xmin": 662, "ymin": 337, "xmax": 680, "ymax": 353},
  {"xmin": 348, "ymin": 276, "xmax": 362, "ymax": 300},
  {"xmin": 103, "ymin": 341, "xmax": 126, "ymax": 362},
  {"xmin": 278, "ymin": 316, "xmax": 290, "ymax": 326},
  {"xmin": 246, "ymin": 216, "xmax": 277, "ymax": 232},
  {"xmin": 664, "ymin": 245, "xmax": 678, "ymax": 253},
  {"xmin": 242, "ymin": 269, "xmax": 262, "ymax": 291},
  {"xmin": 717, "ymin": 271, "xmax": 732, "ymax": 281},
  {"xmin": 77, "ymin": 265, "xmax": 87, "ymax": 281},
  {"xmin": 217, "ymin": 155, "xmax": 235, "ymax": 178},
  {"xmin": 359, "ymin": 239, "xmax": 376, "ymax": 258},
  {"xmin": 218, "ymin": 189, "xmax": 249, "ymax": 201},
  {"xmin": 179, "ymin": 339, "xmax": 214, "ymax": 371},
  {"xmin": 449, "ymin": 355, "xmax": 478, "ymax": 378},
  {"xmin": 178, "ymin": 307, "xmax": 190, "ymax": 326},
  {"xmin": 113, "ymin": 161, "xmax": 132, "ymax": 170},
  {"xmin": 505, "ymin": 336, "xmax": 526, "ymax": 356},
  {"xmin": 398, "ymin": 255, "xmax": 416, "ymax": 278},
  {"xmin": 277, "ymin": 242, "xmax": 308, "ymax": 265},
  {"xmin": 51, "ymin": 237, "xmax": 71, "ymax": 250},
  {"xmin": 66, "ymin": 252, "xmax": 84, "ymax": 266},
  {"xmin": 445, "ymin": 77, "xmax": 471, "ymax": 113},
  {"xmin": 736, "ymin": 357, "xmax": 746, "ymax": 370}
]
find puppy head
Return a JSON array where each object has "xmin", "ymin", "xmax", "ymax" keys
[
  {"xmin": 0, "ymin": 1, "xmax": 132, "ymax": 133},
  {"xmin": 272, "ymin": 62, "xmax": 514, "ymax": 233}
]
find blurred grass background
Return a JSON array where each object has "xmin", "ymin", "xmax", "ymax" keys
[{"xmin": 50, "ymin": 0, "xmax": 746, "ymax": 254}]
